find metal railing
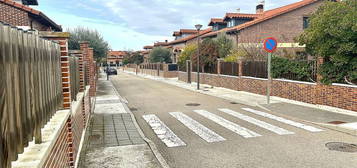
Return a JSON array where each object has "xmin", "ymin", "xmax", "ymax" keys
[{"xmin": 0, "ymin": 23, "xmax": 63, "ymax": 167}]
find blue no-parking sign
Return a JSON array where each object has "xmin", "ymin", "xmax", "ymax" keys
[
  {"xmin": 263, "ymin": 37, "xmax": 278, "ymax": 104},
  {"xmin": 263, "ymin": 37, "xmax": 278, "ymax": 53}
]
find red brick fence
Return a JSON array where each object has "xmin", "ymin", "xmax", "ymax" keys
[{"xmin": 178, "ymin": 71, "xmax": 357, "ymax": 112}]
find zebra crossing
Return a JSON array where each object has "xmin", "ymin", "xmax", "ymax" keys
[{"xmin": 143, "ymin": 108, "xmax": 323, "ymax": 148}]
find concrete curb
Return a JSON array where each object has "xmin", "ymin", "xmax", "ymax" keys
[{"xmin": 110, "ymin": 79, "xmax": 170, "ymax": 168}]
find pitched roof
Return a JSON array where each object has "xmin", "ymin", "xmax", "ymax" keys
[
  {"xmin": 208, "ymin": 18, "xmax": 226, "ymax": 26},
  {"xmin": 108, "ymin": 51, "xmax": 126, "ymax": 56},
  {"xmin": 179, "ymin": 29, "xmax": 198, "ymax": 34},
  {"xmin": 143, "ymin": 45, "xmax": 153, "ymax": 49},
  {"xmin": 172, "ymin": 31, "xmax": 180, "ymax": 36},
  {"xmin": 0, "ymin": 0, "xmax": 62, "ymax": 31},
  {"xmin": 169, "ymin": 28, "xmax": 212, "ymax": 45},
  {"xmin": 223, "ymin": 13, "xmax": 260, "ymax": 21},
  {"xmin": 203, "ymin": 0, "xmax": 320, "ymax": 38},
  {"xmin": 154, "ymin": 41, "xmax": 169, "ymax": 46}
]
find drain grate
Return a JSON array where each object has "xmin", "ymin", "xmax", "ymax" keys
[
  {"xmin": 185, "ymin": 103, "xmax": 201, "ymax": 107},
  {"xmin": 327, "ymin": 121, "xmax": 347, "ymax": 125},
  {"xmin": 325, "ymin": 142, "xmax": 357, "ymax": 153}
]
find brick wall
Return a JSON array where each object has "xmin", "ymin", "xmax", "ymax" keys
[
  {"xmin": 80, "ymin": 42, "xmax": 96, "ymax": 97},
  {"xmin": 42, "ymin": 118, "xmax": 70, "ymax": 168},
  {"xmin": 42, "ymin": 90, "xmax": 91, "ymax": 168},
  {"xmin": 0, "ymin": 2, "xmax": 29, "ymax": 26},
  {"xmin": 178, "ymin": 71, "xmax": 357, "ymax": 112}
]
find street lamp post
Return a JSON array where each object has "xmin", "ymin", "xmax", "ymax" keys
[{"xmin": 195, "ymin": 24, "xmax": 202, "ymax": 90}]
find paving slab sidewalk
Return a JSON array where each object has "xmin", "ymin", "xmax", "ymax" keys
[
  {"xmin": 78, "ymin": 74, "xmax": 163, "ymax": 168},
  {"xmin": 122, "ymin": 70, "xmax": 357, "ymax": 136}
]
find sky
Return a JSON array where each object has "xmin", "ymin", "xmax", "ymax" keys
[{"xmin": 34, "ymin": 0, "xmax": 301, "ymax": 51}]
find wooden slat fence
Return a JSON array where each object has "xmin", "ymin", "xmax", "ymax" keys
[
  {"xmin": 221, "ymin": 62, "xmax": 238, "ymax": 76},
  {"xmin": 0, "ymin": 23, "xmax": 63, "ymax": 168}
]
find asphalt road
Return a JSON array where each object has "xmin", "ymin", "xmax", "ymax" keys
[{"xmin": 111, "ymin": 72, "xmax": 357, "ymax": 168}]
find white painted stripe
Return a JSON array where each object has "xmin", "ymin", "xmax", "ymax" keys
[
  {"xmin": 194, "ymin": 110, "xmax": 261, "ymax": 138},
  {"xmin": 170, "ymin": 112, "xmax": 225, "ymax": 143},
  {"xmin": 142, "ymin": 114, "xmax": 186, "ymax": 147},
  {"xmin": 242, "ymin": 108, "xmax": 323, "ymax": 132},
  {"xmin": 218, "ymin": 108, "xmax": 294, "ymax": 135}
]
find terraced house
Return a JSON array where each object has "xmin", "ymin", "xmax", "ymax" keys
[
  {"xmin": 107, "ymin": 51, "xmax": 126, "ymax": 66},
  {"xmin": 203, "ymin": 0, "xmax": 326, "ymax": 54}
]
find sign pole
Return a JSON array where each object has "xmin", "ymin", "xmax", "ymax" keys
[{"xmin": 267, "ymin": 53, "xmax": 272, "ymax": 104}]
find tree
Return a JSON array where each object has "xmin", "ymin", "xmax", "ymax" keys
[
  {"xmin": 177, "ymin": 44, "xmax": 197, "ymax": 69},
  {"xmin": 215, "ymin": 33, "xmax": 233, "ymax": 58},
  {"xmin": 123, "ymin": 52, "xmax": 143, "ymax": 65},
  {"xmin": 67, "ymin": 27, "xmax": 110, "ymax": 62},
  {"xmin": 149, "ymin": 47, "xmax": 172, "ymax": 63},
  {"xmin": 297, "ymin": 0, "xmax": 357, "ymax": 84},
  {"xmin": 192, "ymin": 38, "xmax": 219, "ymax": 72}
]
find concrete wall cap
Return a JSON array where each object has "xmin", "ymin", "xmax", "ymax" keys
[{"xmin": 39, "ymin": 31, "xmax": 70, "ymax": 38}]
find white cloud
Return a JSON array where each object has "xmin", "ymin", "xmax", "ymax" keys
[{"xmin": 37, "ymin": 0, "xmax": 302, "ymax": 50}]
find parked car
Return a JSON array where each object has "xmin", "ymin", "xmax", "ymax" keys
[{"xmin": 107, "ymin": 68, "xmax": 117, "ymax": 75}]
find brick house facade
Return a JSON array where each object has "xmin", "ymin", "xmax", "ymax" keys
[
  {"xmin": 107, "ymin": 51, "xmax": 126, "ymax": 66},
  {"xmin": 0, "ymin": 0, "xmax": 62, "ymax": 31},
  {"xmin": 203, "ymin": 0, "xmax": 324, "ymax": 53}
]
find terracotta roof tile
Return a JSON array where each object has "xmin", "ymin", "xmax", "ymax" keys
[
  {"xmin": 208, "ymin": 18, "xmax": 226, "ymax": 26},
  {"xmin": 203, "ymin": 0, "xmax": 320, "ymax": 38},
  {"xmin": 179, "ymin": 29, "xmax": 198, "ymax": 34},
  {"xmin": 154, "ymin": 41, "xmax": 169, "ymax": 46},
  {"xmin": 1, "ymin": 0, "xmax": 40, "ymax": 15},
  {"xmin": 223, "ymin": 13, "xmax": 261, "ymax": 21},
  {"xmin": 172, "ymin": 31, "xmax": 181, "ymax": 36},
  {"xmin": 108, "ymin": 51, "xmax": 126, "ymax": 56},
  {"xmin": 143, "ymin": 45, "xmax": 153, "ymax": 49},
  {"xmin": 169, "ymin": 28, "xmax": 212, "ymax": 45}
]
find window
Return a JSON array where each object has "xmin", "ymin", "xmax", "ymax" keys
[
  {"xmin": 303, "ymin": 17, "xmax": 309, "ymax": 29},
  {"xmin": 213, "ymin": 25, "xmax": 219, "ymax": 31},
  {"xmin": 227, "ymin": 20, "xmax": 235, "ymax": 27}
]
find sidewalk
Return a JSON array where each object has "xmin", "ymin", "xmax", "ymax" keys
[
  {"xmin": 122, "ymin": 70, "xmax": 357, "ymax": 136},
  {"xmin": 78, "ymin": 73, "xmax": 163, "ymax": 168}
]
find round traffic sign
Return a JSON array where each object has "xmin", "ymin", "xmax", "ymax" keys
[{"xmin": 263, "ymin": 37, "xmax": 278, "ymax": 53}]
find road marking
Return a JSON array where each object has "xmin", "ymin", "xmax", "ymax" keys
[
  {"xmin": 170, "ymin": 112, "xmax": 226, "ymax": 143},
  {"xmin": 142, "ymin": 114, "xmax": 186, "ymax": 147},
  {"xmin": 218, "ymin": 108, "xmax": 294, "ymax": 135},
  {"xmin": 193, "ymin": 110, "xmax": 261, "ymax": 138},
  {"xmin": 241, "ymin": 108, "xmax": 323, "ymax": 132}
]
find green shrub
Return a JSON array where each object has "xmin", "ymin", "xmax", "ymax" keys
[{"xmin": 271, "ymin": 57, "xmax": 315, "ymax": 82}]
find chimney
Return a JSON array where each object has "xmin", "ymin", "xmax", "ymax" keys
[
  {"xmin": 256, "ymin": 1, "xmax": 264, "ymax": 14},
  {"xmin": 165, "ymin": 40, "xmax": 168, "ymax": 43}
]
